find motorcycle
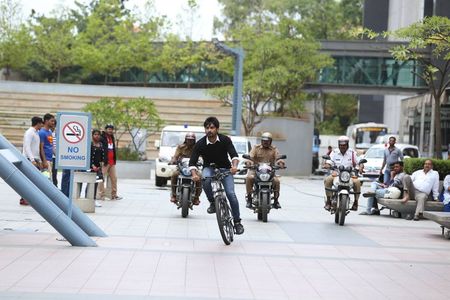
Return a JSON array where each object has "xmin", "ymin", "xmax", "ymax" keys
[
  {"xmin": 322, "ymin": 155, "xmax": 367, "ymax": 226},
  {"xmin": 173, "ymin": 158, "xmax": 202, "ymax": 218},
  {"xmin": 242, "ymin": 154, "xmax": 287, "ymax": 222}
]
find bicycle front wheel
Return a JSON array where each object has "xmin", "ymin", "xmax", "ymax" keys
[{"xmin": 215, "ymin": 195, "xmax": 234, "ymax": 245}]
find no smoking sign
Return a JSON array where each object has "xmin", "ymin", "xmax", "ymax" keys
[
  {"xmin": 63, "ymin": 122, "xmax": 85, "ymax": 143},
  {"xmin": 56, "ymin": 112, "xmax": 91, "ymax": 170}
]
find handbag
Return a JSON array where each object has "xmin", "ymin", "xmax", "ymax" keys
[
  {"xmin": 377, "ymin": 173, "xmax": 384, "ymax": 183},
  {"xmin": 95, "ymin": 170, "xmax": 104, "ymax": 183}
]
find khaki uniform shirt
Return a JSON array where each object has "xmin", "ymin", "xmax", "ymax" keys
[
  {"xmin": 173, "ymin": 143, "xmax": 194, "ymax": 161},
  {"xmin": 249, "ymin": 144, "xmax": 280, "ymax": 164}
]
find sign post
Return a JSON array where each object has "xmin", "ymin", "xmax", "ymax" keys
[{"xmin": 56, "ymin": 112, "xmax": 91, "ymax": 218}]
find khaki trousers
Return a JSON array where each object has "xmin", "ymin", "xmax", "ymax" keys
[
  {"xmin": 402, "ymin": 174, "xmax": 429, "ymax": 216},
  {"xmin": 324, "ymin": 175, "xmax": 361, "ymax": 201},
  {"xmin": 98, "ymin": 164, "xmax": 117, "ymax": 199}
]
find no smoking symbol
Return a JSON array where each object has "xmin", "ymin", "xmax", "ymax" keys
[{"xmin": 63, "ymin": 122, "xmax": 85, "ymax": 144}]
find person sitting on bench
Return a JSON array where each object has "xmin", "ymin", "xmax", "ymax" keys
[
  {"xmin": 361, "ymin": 161, "xmax": 405, "ymax": 215},
  {"xmin": 401, "ymin": 159, "xmax": 439, "ymax": 221}
]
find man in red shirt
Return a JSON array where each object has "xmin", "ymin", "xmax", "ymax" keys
[{"xmin": 98, "ymin": 124, "xmax": 122, "ymax": 200}]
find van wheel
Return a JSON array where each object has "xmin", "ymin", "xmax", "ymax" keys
[{"xmin": 155, "ymin": 175, "xmax": 166, "ymax": 187}]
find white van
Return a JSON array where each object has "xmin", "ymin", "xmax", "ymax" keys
[
  {"xmin": 230, "ymin": 136, "xmax": 254, "ymax": 182},
  {"xmin": 154, "ymin": 125, "xmax": 205, "ymax": 186}
]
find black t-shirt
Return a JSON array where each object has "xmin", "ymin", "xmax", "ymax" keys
[{"xmin": 189, "ymin": 133, "xmax": 238, "ymax": 169}]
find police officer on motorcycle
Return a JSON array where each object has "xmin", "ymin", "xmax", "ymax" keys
[
  {"xmin": 323, "ymin": 136, "xmax": 361, "ymax": 211},
  {"xmin": 170, "ymin": 132, "xmax": 202, "ymax": 205},
  {"xmin": 245, "ymin": 132, "xmax": 285, "ymax": 209}
]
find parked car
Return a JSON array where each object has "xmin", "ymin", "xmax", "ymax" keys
[
  {"xmin": 361, "ymin": 143, "xmax": 420, "ymax": 182},
  {"xmin": 230, "ymin": 136, "xmax": 253, "ymax": 182}
]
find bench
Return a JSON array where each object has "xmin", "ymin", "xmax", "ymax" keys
[
  {"xmin": 377, "ymin": 198, "xmax": 444, "ymax": 217},
  {"xmin": 423, "ymin": 211, "xmax": 450, "ymax": 238}
]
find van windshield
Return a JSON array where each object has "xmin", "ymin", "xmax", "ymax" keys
[
  {"xmin": 233, "ymin": 141, "xmax": 248, "ymax": 155},
  {"xmin": 161, "ymin": 131, "xmax": 204, "ymax": 147}
]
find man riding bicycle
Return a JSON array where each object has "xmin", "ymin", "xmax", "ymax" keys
[{"xmin": 189, "ymin": 116, "xmax": 244, "ymax": 235}]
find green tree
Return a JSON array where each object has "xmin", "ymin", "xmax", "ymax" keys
[
  {"xmin": 72, "ymin": 0, "xmax": 134, "ymax": 83},
  {"xmin": 129, "ymin": 0, "xmax": 167, "ymax": 86},
  {"xmin": 83, "ymin": 97, "xmax": 163, "ymax": 157},
  {"xmin": 0, "ymin": 0, "xmax": 32, "ymax": 79},
  {"xmin": 29, "ymin": 14, "xmax": 75, "ymax": 82},
  {"xmin": 357, "ymin": 16, "xmax": 450, "ymax": 158},
  {"xmin": 121, "ymin": 97, "xmax": 164, "ymax": 156},
  {"xmin": 318, "ymin": 94, "xmax": 358, "ymax": 134},
  {"xmin": 211, "ymin": 13, "xmax": 332, "ymax": 135},
  {"xmin": 83, "ymin": 97, "xmax": 126, "ymax": 144},
  {"xmin": 389, "ymin": 16, "xmax": 450, "ymax": 159}
]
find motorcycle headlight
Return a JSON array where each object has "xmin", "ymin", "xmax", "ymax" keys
[
  {"xmin": 258, "ymin": 173, "xmax": 271, "ymax": 182},
  {"xmin": 181, "ymin": 167, "xmax": 191, "ymax": 176},
  {"xmin": 340, "ymin": 171, "xmax": 351, "ymax": 183}
]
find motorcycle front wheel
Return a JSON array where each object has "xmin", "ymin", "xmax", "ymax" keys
[
  {"xmin": 339, "ymin": 194, "xmax": 349, "ymax": 226},
  {"xmin": 334, "ymin": 196, "xmax": 340, "ymax": 224},
  {"xmin": 260, "ymin": 192, "xmax": 270, "ymax": 223},
  {"xmin": 181, "ymin": 187, "xmax": 190, "ymax": 218}
]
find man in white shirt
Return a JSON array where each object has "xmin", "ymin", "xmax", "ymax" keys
[
  {"xmin": 21, "ymin": 116, "xmax": 43, "ymax": 205},
  {"xmin": 401, "ymin": 159, "xmax": 440, "ymax": 221},
  {"xmin": 324, "ymin": 136, "xmax": 362, "ymax": 211},
  {"xmin": 22, "ymin": 116, "xmax": 44, "ymax": 168}
]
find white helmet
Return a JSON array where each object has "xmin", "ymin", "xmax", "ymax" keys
[
  {"xmin": 338, "ymin": 136, "xmax": 350, "ymax": 145},
  {"xmin": 261, "ymin": 132, "xmax": 272, "ymax": 141},
  {"xmin": 384, "ymin": 187, "xmax": 401, "ymax": 199}
]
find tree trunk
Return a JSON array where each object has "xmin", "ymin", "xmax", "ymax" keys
[
  {"xmin": 3, "ymin": 66, "xmax": 11, "ymax": 80},
  {"xmin": 143, "ymin": 72, "xmax": 148, "ymax": 87},
  {"xmin": 57, "ymin": 69, "xmax": 61, "ymax": 83},
  {"xmin": 434, "ymin": 94, "xmax": 443, "ymax": 158}
]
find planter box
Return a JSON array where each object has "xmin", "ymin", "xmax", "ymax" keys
[{"xmin": 116, "ymin": 160, "xmax": 154, "ymax": 179}]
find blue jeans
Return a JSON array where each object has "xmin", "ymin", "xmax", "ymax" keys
[
  {"xmin": 366, "ymin": 181, "xmax": 386, "ymax": 213},
  {"xmin": 383, "ymin": 169, "xmax": 391, "ymax": 185},
  {"xmin": 61, "ymin": 169, "xmax": 71, "ymax": 197},
  {"xmin": 202, "ymin": 167, "xmax": 241, "ymax": 221}
]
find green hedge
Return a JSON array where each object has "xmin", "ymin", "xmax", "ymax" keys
[
  {"xmin": 117, "ymin": 148, "xmax": 140, "ymax": 161},
  {"xmin": 404, "ymin": 158, "xmax": 450, "ymax": 180}
]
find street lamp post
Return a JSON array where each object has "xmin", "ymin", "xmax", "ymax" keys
[{"xmin": 212, "ymin": 39, "xmax": 244, "ymax": 136}]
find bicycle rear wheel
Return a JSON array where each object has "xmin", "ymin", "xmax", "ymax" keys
[{"xmin": 215, "ymin": 195, "xmax": 234, "ymax": 245}]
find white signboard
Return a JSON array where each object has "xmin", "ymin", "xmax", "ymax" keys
[{"xmin": 56, "ymin": 112, "xmax": 91, "ymax": 170}]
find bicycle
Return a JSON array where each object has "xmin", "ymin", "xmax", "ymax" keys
[{"xmin": 203, "ymin": 164, "xmax": 235, "ymax": 245}]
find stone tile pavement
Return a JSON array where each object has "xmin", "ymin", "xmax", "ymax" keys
[{"xmin": 0, "ymin": 176, "xmax": 449, "ymax": 299}]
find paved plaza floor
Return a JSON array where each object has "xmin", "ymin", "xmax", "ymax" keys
[{"xmin": 0, "ymin": 176, "xmax": 449, "ymax": 299}]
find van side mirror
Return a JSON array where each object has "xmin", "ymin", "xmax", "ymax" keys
[{"xmin": 154, "ymin": 139, "xmax": 160, "ymax": 149}]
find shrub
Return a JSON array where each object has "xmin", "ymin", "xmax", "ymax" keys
[
  {"xmin": 116, "ymin": 147, "xmax": 140, "ymax": 161},
  {"xmin": 404, "ymin": 158, "xmax": 450, "ymax": 180}
]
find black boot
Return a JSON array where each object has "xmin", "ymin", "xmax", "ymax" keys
[
  {"xmin": 324, "ymin": 198, "xmax": 331, "ymax": 211},
  {"xmin": 272, "ymin": 200, "xmax": 281, "ymax": 209},
  {"xmin": 246, "ymin": 194, "xmax": 253, "ymax": 208}
]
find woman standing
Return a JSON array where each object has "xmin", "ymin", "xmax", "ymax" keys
[{"xmin": 91, "ymin": 129, "xmax": 105, "ymax": 207}]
